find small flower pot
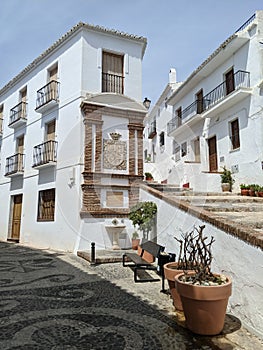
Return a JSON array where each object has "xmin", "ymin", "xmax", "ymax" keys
[
  {"xmin": 240, "ymin": 189, "xmax": 249, "ymax": 196},
  {"xmin": 132, "ymin": 238, "xmax": 140, "ymax": 250}
]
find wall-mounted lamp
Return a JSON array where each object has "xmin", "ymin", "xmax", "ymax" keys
[{"xmin": 143, "ymin": 97, "xmax": 151, "ymax": 110}]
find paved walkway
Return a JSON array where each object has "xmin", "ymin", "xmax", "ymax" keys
[{"xmin": 0, "ymin": 242, "xmax": 262, "ymax": 349}]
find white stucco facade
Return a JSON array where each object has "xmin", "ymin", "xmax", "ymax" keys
[
  {"xmin": 139, "ymin": 187, "xmax": 263, "ymax": 339},
  {"xmin": 145, "ymin": 11, "xmax": 263, "ymax": 192},
  {"xmin": 0, "ymin": 23, "xmax": 147, "ymax": 252}
]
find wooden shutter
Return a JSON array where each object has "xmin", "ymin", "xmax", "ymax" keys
[
  {"xmin": 49, "ymin": 66, "xmax": 58, "ymax": 81},
  {"xmin": 225, "ymin": 68, "xmax": 235, "ymax": 95},
  {"xmin": 102, "ymin": 52, "xmax": 123, "ymax": 75},
  {"xmin": 46, "ymin": 120, "xmax": 56, "ymax": 141},
  {"xmin": 38, "ymin": 189, "xmax": 55, "ymax": 221}
]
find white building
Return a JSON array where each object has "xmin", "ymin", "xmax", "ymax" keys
[
  {"xmin": 144, "ymin": 68, "xmax": 182, "ymax": 183},
  {"xmin": 146, "ymin": 11, "xmax": 263, "ymax": 192},
  {"xmin": 0, "ymin": 22, "xmax": 148, "ymax": 252}
]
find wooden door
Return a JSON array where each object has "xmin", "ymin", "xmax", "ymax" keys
[
  {"xmin": 208, "ymin": 136, "xmax": 218, "ymax": 172},
  {"xmin": 17, "ymin": 136, "xmax": 24, "ymax": 171},
  {"xmin": 11, "ymin": 194, "xmax": 23, "ymax": 241},
  {"xmin": 225, "ymin": 68, "xmax": 235, "ymax": 95},
  {"xmin": 46, "ymin": 120, "xmax": 56, "ymax": 141}
]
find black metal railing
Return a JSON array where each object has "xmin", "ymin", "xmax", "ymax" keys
[
  {"xmin": 102, "ymin": 72, "xmax": 124, "ymax": 94},
  {"xmin": 32, "ymin": 140, "xmax": 58, "ymax": 167},
  {"xmin": 36, "ymin": 80, "xmax": 59, "ymax": 110},
  {"xmin": 167, "ymin": 70, "xmax": 250, "ymax": 134},
  {"xmin": 235, "ymin": 13, "xmax": 256, "ymax": 33},
  {"xmin": 5, "ymin": 153, "xmax": 24, "ymax": 176},
  {"xmin": 203, "ymin": 70, "xmax": 250, "ymax": 110},
  {"xmin": 9, "ymin": 102, "xmax": 27, "ymax": 126}
]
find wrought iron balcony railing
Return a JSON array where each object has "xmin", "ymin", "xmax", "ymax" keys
[
  {"xmin": 32, "ymin": 140, "xmax": 58, "ymax": 168},
  {"xmin": 9, "ymin": 102, "xmax": 27, "ymax": 127},
  {"xmin": 5, "ymin": 153, "xmax": 24, "ymax": 176},
  {"xmin": 203, "ymin": 70, "xmax": 250, "ymax": 110},
  {"xmin": 36, "ymin": 80, "xmax": 59, "ymax": 110},
  {"xmin": 167, "ymin": 70, "xmax": 250, "ymax": 134},
  {"xmin": 102, "ymin": 72, "xmax": 124, "ymax": 94}
]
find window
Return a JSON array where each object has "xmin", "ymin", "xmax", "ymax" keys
[
  {"xmin": 176, "ymin": 107, "xmax": 182, "ymax": 126},
  {"xmin": 37, "ymin": 188, "xmax": 55, "ymax": 221},
  {"xmin": 46, "ymin": 120, "xmax": 56, "ymax": 141},
  {"xmin": 230, "ymin": 119, "xmax": 240, "ymax": 150},
  {"xmin": 181, "ymin": 142, "xmax": 187, "ymax": 157},
  {"xmin": 159, "ymin": 132, "xmax": 165, "ymax": 147},
  {"xmin": 173, "ymin": 140, "xmax": 180, "ymax": 161},
  {"xmin": 102, "ymin": 51, "xmax": 124, "ymax": 93},
  {"xmin": 20, "ymin": 87, "xmax": 27, "ymax": 118},
  {"xmin": 0, "ymin": 104, "xmax": 3, "ymax": 133}
]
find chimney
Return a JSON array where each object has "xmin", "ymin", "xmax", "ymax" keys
[{"xmin": 169, "ymin": 68, "xmax": 176, "ymax": 84}]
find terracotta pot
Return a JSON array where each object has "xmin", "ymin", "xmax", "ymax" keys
[
  {"xmin": 240, "ymin": 189, "xmax": 249, "ymax": 196},
  {"xmin": 175, "ymin": 272, "xmax": 232, "ymax": 335},
  {"xmin": 257, "ymin": 191, "xmax": 263, "ymax": 198},
  {"xmin": 249, "ymin": 189, "xmax": 255, "ymax": 196},
  {"xmin": 132, "ymin": 238, "xmax": 140, "ymax": 250},
  {"xmin": 163, "ymin": 262, "xmax": 194, "ymax": 311},
  {"xmin": 221, "ymin": 183, "xmax": 231, "ymax": 192}
]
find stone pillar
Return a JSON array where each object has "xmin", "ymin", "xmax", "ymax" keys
[{"xmin": 128, "ymin": 125, "xmax": 136, "ymax": 175}]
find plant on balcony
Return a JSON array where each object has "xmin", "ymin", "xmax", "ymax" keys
[
  {"xmin": 220, "ymin": 166, "xmax": 235, "ymax": 192},
  {"xmin": 174, "ymin": 225, "xmax": 232, "ymax": 335},
  {"xmin": 128, "ymin": 201, "xmax": 157, "ymax": 240}
]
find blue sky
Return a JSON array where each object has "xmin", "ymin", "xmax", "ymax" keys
[{"xmin": 0, "ymin": 0, "xmax": 262, "ymax": 105}]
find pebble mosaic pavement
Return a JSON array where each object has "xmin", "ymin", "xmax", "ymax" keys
[{"xmin": 0, "ymin": 242, "xmax": 262, "ymax": 349}]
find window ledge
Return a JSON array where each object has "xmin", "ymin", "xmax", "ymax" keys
[
  {"xmin": 184, "ymin": 161, "xmax": 201, "ymax": 164},
  {"xmin": 230, "ymin": 147, "xmax": 240, "ymax": 153}
]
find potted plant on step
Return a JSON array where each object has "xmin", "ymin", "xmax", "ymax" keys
[
  {"xmin": 220, "ymin": 166, "xmax": 234, "ymax": 192},
  {"xmin": 163, "ymin": 228, "xmax": 197, "ymax": 311},
  {"xmin": 145, "ymin": 172, "xmax": 154, "ymax": 181},
  {"xmin": 131, "ymin": 231, "xmax": 140, "ymax": 250},
  {"xmin": 240, "ymin": 184, "xmax": 249, "ymax": 196},
  {"xmin": 174, "ymin": 225, "xmax": 232, "ymax": 335}
]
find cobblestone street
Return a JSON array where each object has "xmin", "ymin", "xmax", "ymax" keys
[{"xmin": 0, "ymin": 242, "xmax": 262, "ymax": 349}]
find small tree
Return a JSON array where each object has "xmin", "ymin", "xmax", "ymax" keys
[{"xmin": 128, "ymin": 201, "xmax": 157, "ymax": 240}]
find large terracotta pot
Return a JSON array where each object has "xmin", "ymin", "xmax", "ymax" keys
[
  {"xmin": 175, "ymin": 272, "xmax": 232, "ymax": 335},
  {"xmin": 163, "ymin": 262, "xmax": 194, "ymax": 311}
]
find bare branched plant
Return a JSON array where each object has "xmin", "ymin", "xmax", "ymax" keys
[{"xmin": 174, "ymin": 225, "xmax": 220, "ymax": 284}]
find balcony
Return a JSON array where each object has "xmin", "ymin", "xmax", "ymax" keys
[
  {"xmin": 167, "ymin": 70, "xmax": 251, "ymax": 136},
  {"xmin": 9, "ymin": 102, "xmax": 27, "ymax": 128},
  {"xmin": 35, "ymin": 80, "xmax": 59, "ymax": 113},
  {"xmin": 32, "ymin": 140, "xmax": 58, "ymax": 169},
  {"xmin": 5, "ymin": 153, "xmax": 24, "ymax": 177},
  {"xmin": 102, "ymin": 73, "xmax": 124, "ymax": 94},
  {"xmin": 148, "ymin": 121, "xmax": 157, "ymax": 139}
]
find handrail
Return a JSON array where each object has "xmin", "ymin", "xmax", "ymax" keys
[
  {"xmin": 36, "ymin": 80, "xmax": 59, "ymax": 109},
  {"xmin": 5, "ymin": 153, "xmax": 24, "ymax": 175},
  {"xmin": 33, "ymin": 140, "xmax": 58, "ymax": 167},
  {"xmin": 9, "ymin": 101, "xmax": 27, "ymax": 125},
  {"xmin": 235, "ymin": 13, "xmax": 256, "ymax": 33},
  {"xmin": 167, "ymin": 70, "xmax": 250, "ymax": 134}
]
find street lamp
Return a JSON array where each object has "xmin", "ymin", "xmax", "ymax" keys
[{"xmin": 143, "ymin": 97, "xmax": 151, "ymax": 110}]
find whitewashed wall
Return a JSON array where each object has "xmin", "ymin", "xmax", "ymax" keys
[{"xmin": 140, "ymin": 187, "xmax": 263, "ymax": 339}]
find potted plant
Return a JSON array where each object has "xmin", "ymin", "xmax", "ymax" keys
[
  {"xmin": 131, "ymin": 231, "xmax": 140, "ymax": 250},
  {"xmin": 163, "ymin": 228, "xmax": 197, "ymax": 311},
  {"xmin": 128, "ymin": 201, "xmax": 157, "ymax": 241},
  {"xmin": 249, "ymin": 184, "xmax": 257, "ymax": 196},
  {"xmin": 174, "ymin": 225, "xmax": 232, "ymax": 335},
  {"xmin": 240, "ymin": 184, "xmax": 249, "ymax": 196},
  {"xmin": 144, "ymin": 172, "xmax": 154, "ymax": 181},
  {"xmin": 220, "ymin": 166, "xmax": 234, "ymax": 192},
  {"xmin": 256, "ymin": 185, "xmax": 263, "ymax": 197}
]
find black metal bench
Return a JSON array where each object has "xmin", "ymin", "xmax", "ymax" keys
[{"xmin": 122, "ymin": 240, "xmax": 165, "ymax": 282}]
